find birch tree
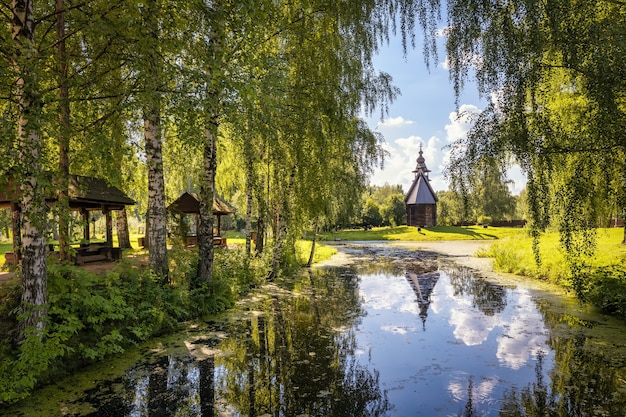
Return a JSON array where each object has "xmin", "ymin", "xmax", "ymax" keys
[
  {"xmin": 140, "ymin": 0, "xmax": 168, "ymax": 280},
  {"xmin": 11, "ymin": 0, "xmax": 48, "ymax": 333}
]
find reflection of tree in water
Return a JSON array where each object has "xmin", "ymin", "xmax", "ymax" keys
[
  {"xmin": 458, "ymin": 377, "xmax": 475, "ymax": 417},
  {"xmin": 498, "ymin": 339, "xmax": 626, "ymax": 416},
  {"xmin": 78, "ymin": 267, "xmax": 389, "ymax": 416},
  {"xmin": 80, "ymin": 354, "xmax": 211, "ymax": 416},
  {"xmin": 346, "ymin": 246, "xmax": 439, "ymax": 277},
  {"xmin": 213, "ymin": 267, "xmax": 390, "ymax": 416},
  {"xmin": 444, "ymin": 265, "xmax": 508, "ymax": 316}
]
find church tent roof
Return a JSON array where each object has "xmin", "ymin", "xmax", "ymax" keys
[{"xmin": 405, "ymin": 173, "xmax": 438, "ymax": 205}]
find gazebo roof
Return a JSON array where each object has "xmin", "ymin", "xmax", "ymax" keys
[
  {"xmin": 167, "ymin": 192, "xmax": 233, "ymax": 216},
  {"xmin": 0, "ymin": 173, "xmax": 135, "ymax": 210}
]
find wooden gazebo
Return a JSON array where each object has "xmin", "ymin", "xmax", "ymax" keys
[
  {"xmin": 167, "ymin": 192, "xmax": 233, "ymax": 247},
  {"xmin": 0, "ymin": 174, "xmax": 135, "ymax": 264}
]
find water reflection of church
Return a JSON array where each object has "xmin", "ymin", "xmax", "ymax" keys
[{"xmin": 405, "ymin": 263, "xmax": 440, "ymax": 329}]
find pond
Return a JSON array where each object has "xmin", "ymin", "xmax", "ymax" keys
[{"xmin": 3, "ymin": 243, "xmax": 626, "ymax": 416}]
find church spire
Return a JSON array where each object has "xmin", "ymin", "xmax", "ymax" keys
[{"xmin": 412, "ymin": 144, "xmax": 431, "ymax": 180}]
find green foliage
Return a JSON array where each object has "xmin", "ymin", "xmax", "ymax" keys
[
  {"xmin": 447, "ymin": 156, "xmax": 517, "ymax": 223},
  {"xmin": 477, "ymin": 215, "xmax": 492, "ymax": 226},
  {"xmin": 0, "ymin": 246, "xmax": 272, "ymax": 403},
  {"xmin": 380, "ymin": 194, "xmax": 407, "ymax": 226},
  {"xmin": 190, "ymin": 246, "xmax": 269, "ymax": 317},
  {"xmin": 586, "ymin": 265, "xmax": 626, "ymax": 321},
  {"xmin": 442, "ymin": 0, "xmax": 626, "ymax": 297},
  {"xmin": 481, "ymin": 238, "xmax": 570, "ymax": 284},
  {"xmin": 436, "ymin": 190, "xmax": 468, "ymax": 225},
  {"xmin": 361, "ymin": 199, "xmax": 383, "ymax": 227}
]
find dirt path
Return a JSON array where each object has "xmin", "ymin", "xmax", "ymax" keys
[{"xmin": 318, "ymin": 240, "xmax": 495, "ymax": 272}]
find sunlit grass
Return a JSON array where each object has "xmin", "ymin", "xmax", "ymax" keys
[
  {"xmin": 0, "ymin": 243, "xmax": 10, "ymax": 267},
  {"xmin": 223, "ymin": 232, "xmax": 337, "ymax": 265},
  {"xmin": 315, "ymin": 225, "xmax": 526, "ymax": 241},
  {"xmin": 295, "ymin": 240, "xmax": 337, "ymax": 264},
  {"xmin": 477, "ymin": 228, "xmax": 626, "ymax": 284}
]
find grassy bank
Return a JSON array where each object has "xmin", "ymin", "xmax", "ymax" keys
[
  {"xmin": 476, "ymin": 228, "xmax": 625, "ymax": 280},
  {"xmin": 315, "ymin": 225, "xmax": 524, "ymax": 241},
  {"xmin": 0, "ymin": 246, "xmax": 271, "ymax": 403},
  {"xmin": 0, "ymin": 235, "xmax": 339, "ymax": 404},
  {"xmin": 477, "ymin": 228, "xmax": 626, "ymax": 319}
]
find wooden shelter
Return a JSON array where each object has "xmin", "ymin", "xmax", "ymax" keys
[
  {"xmin": 0, "ymin": 174, "xmax": 135, "ymax": 264},
  {"xmin": 167, "ymin": 192, "xmax": 233, "ymax": 247},
  {"xmin": 405, "ymin": 145, "xmax": 438, "ymax": 227}
]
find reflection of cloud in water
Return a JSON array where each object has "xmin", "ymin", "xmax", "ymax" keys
[
  {"xmin": 360, "ymin": 274, "xmax": 417, "ymax": 313},
  {"xmin": 496, "ymin": 290, "xmax": 548, "ymax": 369},
  {"xmin": 381, "ymin": 325, "xmax": 418, "ymax": 335},
  {"xmin": 449, "ymin": 306, "xmax": 499, "ymax": 346},
  {"xmin": 436, "ymin": 281, "xmax": 498, "ymax": 346},
  {"xmin": 448, "ymin": 374, "xmax": 499, "ymax": 403},
  {"xmin": 432, "ymin": 272, "xmax": 548, "ymax": 369}
]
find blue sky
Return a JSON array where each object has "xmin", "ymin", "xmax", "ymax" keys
[{"xmin": 365, "ymin": 32, "xmax": 526, "ymax": 196}]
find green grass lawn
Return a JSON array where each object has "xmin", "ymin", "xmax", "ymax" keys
[
  {"xmin": 315, "ymin": 225, "xmax": 525, "ymax": 241},
  {"xmin": 0, "ymin": 242, "xmax": 11, "ymax": 267},
  {"xmin": 222, "ymin": 232, "xmax": 338, "ymax": 265},
  {"xmin": 478, "ymin": 228, "xmax": 626, "ymax": 283}
]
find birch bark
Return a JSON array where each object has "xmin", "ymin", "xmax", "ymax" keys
[
  {"xmin": 144, "ymin": 105, "xmax": 169, "ymax": 280},
  {"xmin": 12, "ymin": 0, "xmax": 48, "ymax": 333},
  {"xmin": 196, "ymin": 123, "xmax": 216, "ymax": 285},
  {"xmin": 142, "ymin": 0, "xmax": 168, "ymax": 281}
]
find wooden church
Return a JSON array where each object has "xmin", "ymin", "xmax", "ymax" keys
[{"xmin": 405, "ymin": 145, "xmax": 438, "ymax": 227}]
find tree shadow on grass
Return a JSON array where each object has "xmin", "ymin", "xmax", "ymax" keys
[{"xmin": 427, "ymin": 226, "xmax": 499, "ymax": 240}]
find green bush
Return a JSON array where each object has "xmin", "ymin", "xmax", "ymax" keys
[
  {"xmin": 586, "ymin": 265, "xmax": 626, "ymax": 320},
  {"xmin": 0, "ymin": 245, "xmax": 274, "ymax": 404},
  {"xmin": 191, "ymin": 246, "xmax": 269, "ymax": 316}
]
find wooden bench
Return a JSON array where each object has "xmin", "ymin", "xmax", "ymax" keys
[
  {"xmin": 214, "ymin": 236, "xmax": 227, "ymax": 248},
  {"xmin": 3, "ymin": 252, "xmax": 18, "ymax": 266},
  {"xmin": 73, "ymin": 243, "xmax": 120, "ymax": 265},
  {"xmin": 184, "ymin": 235, "xmax": 227, "ymax": 248}
]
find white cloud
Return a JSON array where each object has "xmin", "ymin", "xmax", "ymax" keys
[
  {"xmin": 366, "ymin": 102, "xmax": 527, "ymax": 194},
  {"xmin": 378, "ymin": 116, "xmax": 415, "ymax": 127},
  {"xmin": 360, "ymin": 274, "xmax": 418, "ymax": 312},
  {"xmin": 369, "ymin": 135, "xmax": 425, "ymax": 192},
  {"xmin": 495, "ymin": 290, "xmax": 548, "ymax": 369},
  {"xmin": 444, "ymin": 104, "xmax": 481, "ymax": 143}
]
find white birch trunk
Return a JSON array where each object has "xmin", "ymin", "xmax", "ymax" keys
[
  {"xmin": 12, "ymin": 0, "xmax": 48, "ymax": 334},
  {"xmin": 144, "ymin": 106, "xmax": 169, "ymax": 281},
  {"xmin": 196, "ymin": 125, "xmax": 216, "ymax": 285},
  {"xmin": 142, "ymin": 0, "xmax": 168, "ymax": 281}
]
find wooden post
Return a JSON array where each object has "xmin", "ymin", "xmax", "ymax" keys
[
  {"xmin": 81, "ymin": 208, "xmax": 90, "ymax": 244},
  {"xmin": 104, "ymin": 207, "xmax": 113, "ymax": 247}
]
